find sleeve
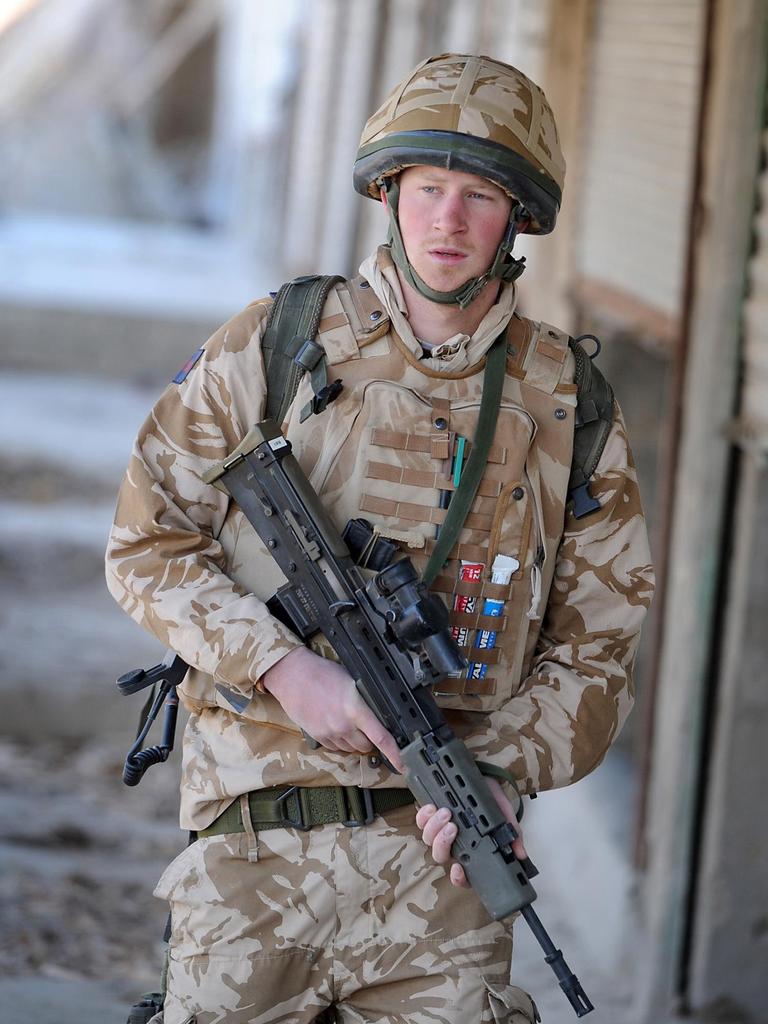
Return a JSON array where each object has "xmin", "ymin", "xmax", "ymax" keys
[
  {"xmin": 466, "ymin": 404, "xmax": 655, "ymax": 794},
  {"xmin": 104, "ymin": 300, "xmax": 304, "ymax": 699}
]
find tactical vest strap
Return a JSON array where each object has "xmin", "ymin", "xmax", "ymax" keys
[
  {"xmin": 525, "ymin": 321, "xmax": 570, "ymax": 394},
  {"xmin": 568, "ymin": 337, "xmax": 615, "ymax": 518},
  {"xmin": 262, "ymin": 274, "xmax": 345, "ymax": 425}
]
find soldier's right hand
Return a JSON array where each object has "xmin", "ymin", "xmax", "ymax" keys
[{"xmin": 262, "ymin": 646, "xmax": 403, "ymax": 770}]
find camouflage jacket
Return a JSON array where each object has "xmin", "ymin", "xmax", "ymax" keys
[{"xmin": 106, "ymin": 247, "xmax": 654, "ymax": 830}]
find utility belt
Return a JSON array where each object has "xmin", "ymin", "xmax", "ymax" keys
[{"xmin": 198, "ymin": 784, "xmax": 415, "ymax": 838}]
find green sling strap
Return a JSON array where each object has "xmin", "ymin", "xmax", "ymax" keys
[{"xmin": 422, "ymin": 335, "xmax": 507, "ymax": 586}]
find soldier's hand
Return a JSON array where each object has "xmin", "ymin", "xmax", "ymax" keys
[
  {"xmin": 415, "ymin": 777, "xmax": 527, "ymax": 887},
  {"xmin": 262, "ymin": 647, "xmax": 403, "ymax": 770}
]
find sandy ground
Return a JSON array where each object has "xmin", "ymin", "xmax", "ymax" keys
[{"xmin": 0, "ymin": 368, "xmax": 646, "ymax": 1024}]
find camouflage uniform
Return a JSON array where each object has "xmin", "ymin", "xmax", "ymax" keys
[{"xmin": 106, "ymin": 56, "xmax": 653, "ymax": 1024}]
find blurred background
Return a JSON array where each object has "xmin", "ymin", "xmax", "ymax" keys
[{"xmin": 0, "ymin": 1, "xmax": 766, "ymax": 1022}]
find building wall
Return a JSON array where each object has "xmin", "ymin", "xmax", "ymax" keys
[
  {"xmin": 577, "ymin": 0, "xmax": 706, "ymax": 326},
  {"xmin": 636, "ymin": 3, "xmax": 768, "ymax": 1020},
  {"xmin": 687, "ymin": 98, "xmax": 768, "ymax": 1021}
]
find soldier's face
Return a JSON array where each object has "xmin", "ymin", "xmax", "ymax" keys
[{"xmin": 390, "ymin": 166, "xmax": 513, "ymax": 294}]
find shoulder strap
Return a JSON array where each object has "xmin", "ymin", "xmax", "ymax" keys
[
  {"xmin": 568, "ymin": 336, "xmax": 615, "ymax": 518},
  {"xmin": 262, "ymin": 274, "xmax": 345, "ymax": 425}
]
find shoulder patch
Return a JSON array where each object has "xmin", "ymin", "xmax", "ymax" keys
[{"xmin": 172, "ymin": 347, "xmax": 204, "ymax": 384}]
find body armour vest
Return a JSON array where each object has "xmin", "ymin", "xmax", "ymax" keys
[{"xmin": 194, "ymin": 277, "xmax": 581, "ymax": 721}]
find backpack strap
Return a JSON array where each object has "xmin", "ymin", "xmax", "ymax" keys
[
  {"xmin": 568, "ymin": 336, "xmax": 615, "ymax": 518},
  {"xmin": 262, "ymin": 274, "xmax": 345, "ymax": 425}
]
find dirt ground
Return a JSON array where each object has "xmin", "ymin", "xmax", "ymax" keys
[
  {"xmin": 0, "ymin": 365, "xmax": 643, "ymax": 1024},
  {"xmin": 0, "ymin": 367, "xmax": 181, "ymax": 1021}
]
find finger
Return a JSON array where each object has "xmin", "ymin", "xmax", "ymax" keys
[
  {"xmin": 449, "ymin": 862, "xmax": 469, "ymax": 888},
  {"xmin": 421, "ymin": 807, "xmax": 452, "ymax": 847},
  {"xmin": 377, "ymin": 734, "xmax": 404, "ymax": 773},
  {"xmin": 430, "ymin": 820, "xmax": 457, "ymax": 865},
  {"xmin": 512, "ymin": 834, "xmax": 529, "ymax": 862},
  {"xmin": 317, "ymin": 734, "xmax": 359, "ymax": 754},
  {"xmin": 358, "ymin": 714, "xmax": 404, "ymax": 773},
  {"xmin": 415, "ymin": 804, "xmax": 437, "ymax": 829},
  {"xmin": 346, "ymin": 729, "xmax": 375, "ymax": 754}
]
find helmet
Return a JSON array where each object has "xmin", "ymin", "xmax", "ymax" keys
[
  {"xmin": 353, "ymin": 54, "xmax": 565, "ymax": 308},
  {"xmin": 354, "ymin": 53, "xmax": 565, "ymax": 235}
]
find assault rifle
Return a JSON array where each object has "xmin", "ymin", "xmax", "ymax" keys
[{"xmin": 202, "ymin": 420, "xmax": 594, "ymax": 1017}]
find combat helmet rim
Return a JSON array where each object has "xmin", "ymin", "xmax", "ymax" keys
[{"xmin": 353, "ymin": 129, "xmax": 562, "ymax": 235}]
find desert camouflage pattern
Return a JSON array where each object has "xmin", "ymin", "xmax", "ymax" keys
[
  {"xmin": 105, "ymin": 245, "xmax": 653, "ymax": 833},
  {"xmin": 154, "ymin": 803, "xmax": 538, "ymax": 1023},
  {"xmin": 356, "ymin": 53, "xmax": 564, "ymax": 225}
]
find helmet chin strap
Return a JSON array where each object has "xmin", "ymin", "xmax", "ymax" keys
[{"xmin": 382, "ymin": 178, "xmax": 527, "ymax": 310}]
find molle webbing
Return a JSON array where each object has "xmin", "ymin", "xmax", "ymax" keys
[{"xmin": 371, "ymin": 429, "xmax": 508, "ymax": 464}]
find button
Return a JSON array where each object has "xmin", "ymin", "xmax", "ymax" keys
[
  {"xmin": 370, "ymin": 310, "xmax": 382, "ymax": 321},
  {"xmin": 360, "ymin": 280, "xmax": 370, "ymax": 288},
  {"xmin": 555, "ymin": 408, "xmax": 567, "ymax": 420},
  {"xmin": 434, "ymin": 417, "xmax": 448, "ymax": 430},
  {"xmin": 512, "ymin": 486, "xmax": 525, "ymax": 500},
  {"xmin": 368, "ymin": 755, "xmax": 381, "ymax": 768}
]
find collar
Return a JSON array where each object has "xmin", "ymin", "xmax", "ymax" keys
[{"xmin": 359, "ymin": 246, "xmax": 518, "ymax": 373}]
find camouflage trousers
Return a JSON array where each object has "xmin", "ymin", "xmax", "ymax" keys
[{"xmin": 153, "ymin": 802, "xmax": 538, "ymax": 1023}]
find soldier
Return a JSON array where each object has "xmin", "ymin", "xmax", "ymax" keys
[{"xmin": 106, "ymin": 54, "xmax": 654, "ymax": 1024}]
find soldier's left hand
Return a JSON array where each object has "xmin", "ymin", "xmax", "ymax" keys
[{"xmin": 415, "ymin": 777, "xmax": 527, "ymax": 887}]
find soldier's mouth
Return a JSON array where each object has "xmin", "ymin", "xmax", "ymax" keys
[{"xmin": 428, "ymin": 249, "xmax": 467, "ymax": 263}]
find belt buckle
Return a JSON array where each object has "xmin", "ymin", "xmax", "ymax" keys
[
  {"xmin": 342, "ymin": 786, "xmax": 375, "ymax": 827},
  {"xmin": 274, "ymin": 786, "xmax": 312, "ymax": 831}
]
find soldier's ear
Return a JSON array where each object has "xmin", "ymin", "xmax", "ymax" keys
[{"xmin": 380, "ymin": 186, "xmax": 388, "ymax": 209}]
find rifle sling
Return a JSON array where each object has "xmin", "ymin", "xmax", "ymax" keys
[{"xmin": 422, "ymin": 336, "xmax": 507, "ymax": 587}]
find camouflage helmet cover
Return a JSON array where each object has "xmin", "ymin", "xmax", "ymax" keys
[{"xmin": 354, "ymin": 53, "xmax": 566, "ymax": 234}]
